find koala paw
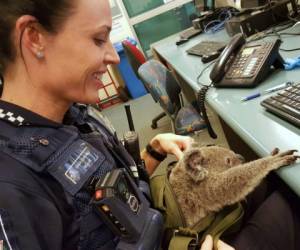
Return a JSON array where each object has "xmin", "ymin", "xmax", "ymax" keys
[{"xmin": 269, "ymin": 149, "xmax": 299, "ymax": 168}]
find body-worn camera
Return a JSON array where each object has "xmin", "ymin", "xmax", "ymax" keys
[{"xmin": 92, "ymin": 168, "xmax": 163, "ymax": 249}]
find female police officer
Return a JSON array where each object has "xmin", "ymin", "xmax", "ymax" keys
[
  {"xmin": 0, "ymin": 0, "xmax": 196, "ymax": 249},
  {"xmin": 0, "ymin": 0, "xmax": 207, "ymax": 249},
  {"xmin": 0, "ymin": 0, "xmax": 299, "ymax": 250}
]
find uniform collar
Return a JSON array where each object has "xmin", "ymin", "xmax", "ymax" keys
[{"xmin": 0, "ymin": 100, "xmax": 63, "ymax": 127}]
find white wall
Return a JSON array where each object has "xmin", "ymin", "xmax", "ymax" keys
[{"xmin": 109, "ymin": 0, "xmax": 135, "ymax": 44}]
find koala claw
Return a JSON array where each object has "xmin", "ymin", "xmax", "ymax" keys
[
  {"xmin": 277, "ymin": 149, "xmax": 298, "ymax": 157},
  {"xmin": 276, "ymin": 154, "xmax": 299, "ymax": 167}
]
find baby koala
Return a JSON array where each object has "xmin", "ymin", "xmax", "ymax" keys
[{"xmin": 169, "ymin": 145, "xmax": 298, "ymax": 227}]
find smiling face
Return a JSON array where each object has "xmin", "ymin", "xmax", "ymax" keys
[{"xmin": 41, "ymin": 0, "xmax": 120, "ymax": 104}]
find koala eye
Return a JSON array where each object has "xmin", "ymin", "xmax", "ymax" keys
[{"xmin": 226, "ymin": 157, "xmax": 231, "ymax": 165}]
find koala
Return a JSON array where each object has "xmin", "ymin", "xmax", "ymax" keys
[{"xmin": 169, "ymin": 145, "xmax": 298, "ymax": 227}]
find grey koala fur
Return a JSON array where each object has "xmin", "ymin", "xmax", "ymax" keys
[{"xmin": 169, "ymin": 145, "xmax": 298, "ymax": 227}]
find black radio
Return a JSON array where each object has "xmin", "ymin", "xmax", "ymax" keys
[{"xmin": 92, "ymin": 168, "xmax": 163, "ymax": 249}]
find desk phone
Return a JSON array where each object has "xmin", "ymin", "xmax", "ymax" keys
[
  {"xmin": 210, "ymin": 34, "xmax": 284, "ymax": 88},
  {"xmin": 198, "ymin": 34, "xmax": 285, "ymax": 139}
]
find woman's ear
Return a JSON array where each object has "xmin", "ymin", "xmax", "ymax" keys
[
  {"xmin": 15, "ymin": 15, "xmax": 45, "ymax": 59},
  {"xmin": 183, "ymin": 149, "xmax": 208, "ymax": 182}
]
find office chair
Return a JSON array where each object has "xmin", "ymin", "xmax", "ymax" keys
[
  {"xmin": 122, "ymin": 40, "xmax": 166, "ymax": 129},
  {"xmin": 122, "ymin": 40, "xmax": 146, "ymax": 76},
  {"xmin": 138, "ymin": 59, "xmax": 207, "ymax": 135}
]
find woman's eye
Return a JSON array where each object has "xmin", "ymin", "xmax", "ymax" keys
[{"xmin": 94, "ymin": 39, "xmax": 106, "ymax": 46}]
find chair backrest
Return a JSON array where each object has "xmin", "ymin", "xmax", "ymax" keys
[
  {"xmin": 138, "ymin": 60, "xmax": 181, "ymax": 117},
  {"xmin": 122, "ymin": 40, "xmax": 146, "ymax": 78}
]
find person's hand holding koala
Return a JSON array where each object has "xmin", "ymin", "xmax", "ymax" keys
[{"xmin": 169, "ymin": 145, "xmax": 299, "ymax": 227}]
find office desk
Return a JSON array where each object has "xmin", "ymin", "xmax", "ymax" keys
[{"xmin": 152, "ymin": 28, "xmax": 300, "ymax": 196}]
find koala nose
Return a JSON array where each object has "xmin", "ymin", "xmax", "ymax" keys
[{"xmin": 236, "ymin": 154, "xmax": 245, "ymax": 163}]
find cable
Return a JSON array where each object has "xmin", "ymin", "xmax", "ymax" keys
[
  {"xmin": 196, "ymin": 60, "xmax": 216, "ymax": 85},
  {"xmin": 279, "ymin": 32, "xmax": 300, "ymax": 35},
  {"xmin": 204, "ymin": 20, "xmax": 224, "ymax": 33},
  {"xmin": 280, "ymin": 47, "xmax": 300, "ymax": 51},
  {"xmin": 203, "ymin": 8, "xmax": 237, "ymax": 33},
  {"xmin": 246, "ymin": 20, "xmax": 295, "ymax": 43},
  {"xmin": 195, "ymin": 59, "xmax": 217, "ymax": 139},
  {"xmin": 269, "ymin": 21, "xmax": 300, "ymax": 51},
  {"xmin": 197, "ymin": 85, "xmax": 217, "ymax": 139}
]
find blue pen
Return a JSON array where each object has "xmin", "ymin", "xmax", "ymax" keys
[{"xmin": 241, "ymin": 81, "xmax": 294, "ymax": 102}]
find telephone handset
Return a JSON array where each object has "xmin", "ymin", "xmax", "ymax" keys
[
  {"xmin": 210, "ymin": 33, "xmax": 284, "ymax": 87},
  {"xmin": 210, "ymin": 34, "xmax": 246, "ymax": 83}
]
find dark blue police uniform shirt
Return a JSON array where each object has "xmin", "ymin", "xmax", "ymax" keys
[{"xmin": 0, "ymin": 100, "xmax": 79, "ymax": 250}]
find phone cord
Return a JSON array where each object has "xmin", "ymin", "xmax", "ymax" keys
[{"xmin": 197, "ymin": 85, "xmax": 218, "ymax": 139}]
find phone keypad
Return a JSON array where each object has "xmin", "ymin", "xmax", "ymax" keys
[
  {"xmin": 243, "ymin": 57, "xmax": 258, "ymax": 77},
  {"xmin": 227, "ymin": 54, "xmax": 253, "ymax": 78},
  {"xmin": 225, "ymin": 43, "xmax": 272, "ymax": 79}
]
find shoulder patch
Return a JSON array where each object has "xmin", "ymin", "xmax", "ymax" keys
[{"xmin": 0, "ymin": 209, "xmax": 19, "ymax": 250}]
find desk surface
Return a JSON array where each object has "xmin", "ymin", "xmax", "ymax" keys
[{"xmin": 152, "ymin": 27, "xmax": 300, "ymax": 196}]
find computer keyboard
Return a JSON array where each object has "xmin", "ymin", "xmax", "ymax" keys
[
  {"xmin": 186, "ymin": 41, "xmax": 227, "ymax": 57},
  {"xmin": 261, "ymin": 83, "xmax": 300, "ymax": 128}
]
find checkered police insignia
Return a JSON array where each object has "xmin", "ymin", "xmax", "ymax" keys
[
  {"xmin": 0, "ymin": 209, "xmax": 16, "ymax": 250},
  {"xmin": 0, "ymin": 108, "xmax": 25, "ymax": 126}
]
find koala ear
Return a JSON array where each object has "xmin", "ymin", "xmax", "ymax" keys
[{"xmin": 183, "ymin": 149, "xmax": 208, "ymax": 182}]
